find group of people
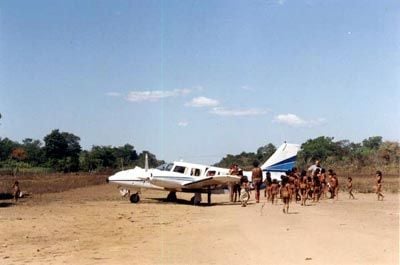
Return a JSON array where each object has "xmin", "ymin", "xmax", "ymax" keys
[{"xmin": 229, "ymin": 160, "xmax": 385, "ymax": 213}]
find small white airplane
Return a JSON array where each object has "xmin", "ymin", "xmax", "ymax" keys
[{"xmin": 107, "ymin": 142, "xmax": 300, "ymax": 205}]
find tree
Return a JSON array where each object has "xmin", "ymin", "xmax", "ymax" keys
[
  {"xmin": 43, "ymin": 129, "xmax": 81, "ymax": 172},
  {"xmin": 136, "ymin": 151, "xmax": 164, "ymax": 168},
  {"xmin": 362, "ymin": 136, "xmax": 383, "ymax": 150},
  {"xmin": 90, "ymin": 146, "xmax": 116, "ymax": 168},
  {"xmin": 0, "ymin": 137, "xmax": 20, "ymax": 161},
  {"xmin": 297, "ymin": 136, "xmax": 337, "ymax": 168},
  {"xmin": 113, "ymin": 144, "xmax": 138, "ymax": 169},
  {"xmin": 22, "ymin": 138, "xmax": 46, "ymax": 166},
  {"xmin": 11, "ymin": 147, "xmax": 27, "ymax": 161},
  {"xmin": 257, "ymin": 143, "xmax": 276, "ymax": 162}
]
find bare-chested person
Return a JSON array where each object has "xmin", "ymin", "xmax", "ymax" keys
[
  {"xmin": 375, "ymin": 170, "xmax": 384, "ymax": 201},
  {"xmin": 251, "ymin": 161, "xmax": 263, "ymax": 203},
  {"xmin": 280, "ymin": 177, "xmax": 291, "ymax": 214},
  {"xmin": 264, "ymin": 171, "xmax": 272, "ymax": 199},
  {"xmin": 229, "ymin": 164, "xmax": 239, "ymax": 202},
  {"xmin": 270, "ymin": 179, "xmax": 279, "ymax": 205},
  {"xmin": 12, "ymin": 180, "xmax": 21, "ymax": 202},
  {"xmin": 331, "ymin": 172, "xmax": 339, "ymax": 200},
  {"xmin": 347, "ymin": 177, "xmax": 355, "ymax": 199},
  {"xmin": 299, "ymin": 170, "xmax": 308, "ymax": 206},
  {"xmin": 319, "ymin": 168, "xmax": 327, "ymax": 199},
  {"xmin": 327, "ymin": 169, "xmax": 334, "ymax": 199},
  {"xmin": 292, "ymin": 167, "xmax": 300, "ymax": 202},
  {"xmin": 312, "ymin": 168, "xmax": 321, "ymax": 202}
]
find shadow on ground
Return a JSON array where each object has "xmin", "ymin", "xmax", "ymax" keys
[
  {"xmin": 145, "ymin": 197, "xmax": 237, "ymax": 207},
  {"xmin": 0, "ymin": 202, "xmax": 14, "ymax": 208}
]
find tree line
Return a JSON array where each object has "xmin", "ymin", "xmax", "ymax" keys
[
  {"xmin": 0, "ymin": 127, "xmax": 398, "ymax": 175},
  {"xmin": 0, "ymin": 129, "xmax": 164, "ymax": 174},
  {"xmin": 215, "ymin": 136, "xmax": 399, "ymax": 173}
]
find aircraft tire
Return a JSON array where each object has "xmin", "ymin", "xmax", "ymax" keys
[{"xmin": 130, "ymin": 193, "xmax": 140, "ymax": 203}]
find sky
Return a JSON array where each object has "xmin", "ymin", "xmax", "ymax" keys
[{"xmin": 0, "ymin": 0, "xmax": 399, "ymax": 164}]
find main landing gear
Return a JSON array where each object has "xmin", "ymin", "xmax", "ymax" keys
[
  {"xmin": 130, "ymin": 193, "xmax": 140, "ymax": 203},
  {"xmin": 166, "ymin": 191, "xmax": 177, "ymax": 202},
  {"xmin": 190, "ymin": 190, "xmax": 212, "ymax": 206}
]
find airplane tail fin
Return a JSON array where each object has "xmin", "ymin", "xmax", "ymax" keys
[{"xmin": 261, "ymin": 142, "xmax": 300, "ymax": 173}]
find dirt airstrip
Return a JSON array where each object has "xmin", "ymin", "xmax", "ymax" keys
[{"xmin": 0, "ymin": 184, "xmax": 399, "ymax": 265}]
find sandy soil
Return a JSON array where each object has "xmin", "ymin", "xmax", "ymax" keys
[{"xmin": 0, "ymin": 184, "xmax": 399, "ymax": 265}]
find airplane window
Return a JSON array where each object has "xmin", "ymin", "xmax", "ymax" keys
[
  {"xmin": 207, "ymin": 170, "xmax": 216, "ymax": 176},
  {"xmin": 156, "ymin": 163, "xmax": 174, "ymax": 171},
  {"xmin": 173, "ymin": 166, "xmax": 186, "ymax": 174},
  {"xmin": 165, "ymin": 163, "xmax": 173, "ymax": 171},
  {"xmin": 192, "ymin": 168, "xmax": 201, "ymax": 176}
]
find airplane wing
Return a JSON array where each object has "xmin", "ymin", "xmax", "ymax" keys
[{"xmin": 182, "ymin": 175, "xmax": 240, "ymax": 190}]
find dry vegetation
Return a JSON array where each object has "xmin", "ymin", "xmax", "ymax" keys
[
  {"xmin": 0, "ymin": 173, "xmax": 108, "ymax": 196},
  {"xmin": 0, "ymin": 169, "xmax": 398, "ymax": 198}
]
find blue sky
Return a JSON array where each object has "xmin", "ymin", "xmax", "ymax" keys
[{"xmin": 1, "ymin": 0, "xmax": 399, "ymax": 164}]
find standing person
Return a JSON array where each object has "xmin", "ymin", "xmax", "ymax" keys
[
  {"xmin": 299, "ymin": 171, "xmax": 308, "ymax": 206},
  {"xmin": 229, "ymin": 164, "xmax": 239, "ymax": 202},
  {"xmin": 12, "ymin": 181, "xmax": 21, "ymax": 202},
  {"xmin": 331, "ymin": 173, "xmax": 339, "ymax": 200},
  {"xmin": 307, "ymin": 160, "xmax": 321, "ymax": 176},
  {"xmin": 327, "ymin": 169, "xmax": 335, "ymax": 199},
  {"xmin": 319, "ymin": 168, "xmax": 327, "ymax": 199},
  {"xmin": 239, "ymin": 173, "xmax": 250, "ymax": 207},
  {"xmin": 280, "ymin": 177, "xmax": 291, "ymax": 214},
  {"xmin": 347, "ymin": 177, "xmax": 355, "ymax": 199},
  {"xmin": 264, "ymin": 171, "xmax": 272, "ymax": 198},
  {"xmin": 312, "ymin": 168, "xmax": 321, "ymax": 202},
  {"xmin": 375, "ymin": 170, "xmax": 384, "ymax": 201},
  {"xmin": 270, "ymin": 179, "xmax": 279, "ymax": 204},
  {"xmin": 251, "ymin": 161, "xmax": 263, "ymax": 203}
]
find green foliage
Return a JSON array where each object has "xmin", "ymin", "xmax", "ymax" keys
[
  {"xmin": 297, "ymin": 136, "xmax": 337, "ymax": 167},
  {"xmin": 0, "ymin": 137, "xmax": 20, "ymax": 161},
  {"xmin": 0, "ymin": 129, "xmax": 398, "ymax": 175},
  {"xmin": 22, "ymin": 138, "xmax": 46, "ymax": 166},
  {"xmin": 215, "ymin": 143, "xmax": 276, "ymax": 170},
  {"xmin": 362, "ymin": 136, "xmax": 383, "ymax": 150},
  {"xmin": 136, "ymin": 151, "xmax": 165, "ymax": 168},
  {"xmin": 43, "ymin": 129, "xmax": 81, "ymax": 172}
]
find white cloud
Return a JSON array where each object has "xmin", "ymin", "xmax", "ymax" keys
[
  {"xmin": 126, "ymin": 89, "xmax": 191, "ymax": 102},
  {"xmin": 185, "ymin": 96, "xmax": 219, "ymax": 107},
  {"xmin": 274, "ymin": 113, "xmax": 326, "ymax": 127},
  {"xmin": 277, "ymin": 0, "xmax": 286, "ymax": 5},
  {"xmin": 106, "ymin": 92, "xmax": 121, "ymax": 97},
  {"xmin": 210, "ymin": 107, "xmax": 268, "ymax": 117},
  {"xmin": 178, "ymin": 121, "xmax": 189, "ymax": 127}
]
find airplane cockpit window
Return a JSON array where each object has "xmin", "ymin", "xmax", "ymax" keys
[
  {"xmin": 173, "ymin": 166, "xmax": 186, "ymax": 174},
  {"xmin": 156, "ymin": 163, "xmax": 174, "ymax": 171}
]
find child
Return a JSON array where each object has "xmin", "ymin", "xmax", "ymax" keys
[
  {"xmin": 347, "ymin": 177, "xmax": 355, "ymax": 199},
  {"xmin": 12, "ymin": 181, "xmax": 21, "ymax": 202},
  {"xmin": 240, "ymin": 173, "xmax": 250, "ymax": 207},
  {"xmin": 280, "ymin": 178, "xmax": 291, "ymax": 213},
  {"xmin": 375, "ymin": 170, "xmax": 384, "ymax": 201},
  {"xmin": 270, "ymin": 179, "xmax": 279, "ymax": 205},
  {"xmin": 264, "ymin": 171, "xmax": 272, "ymax": 198},
  {"xmin": 332, "ymin": 173, "xmax": 339, "ymax": 200}
]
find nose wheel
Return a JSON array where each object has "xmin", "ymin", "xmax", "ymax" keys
[{"xmin": 130, "ymin": 193, "xmax": 140, "ymax": 203}]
